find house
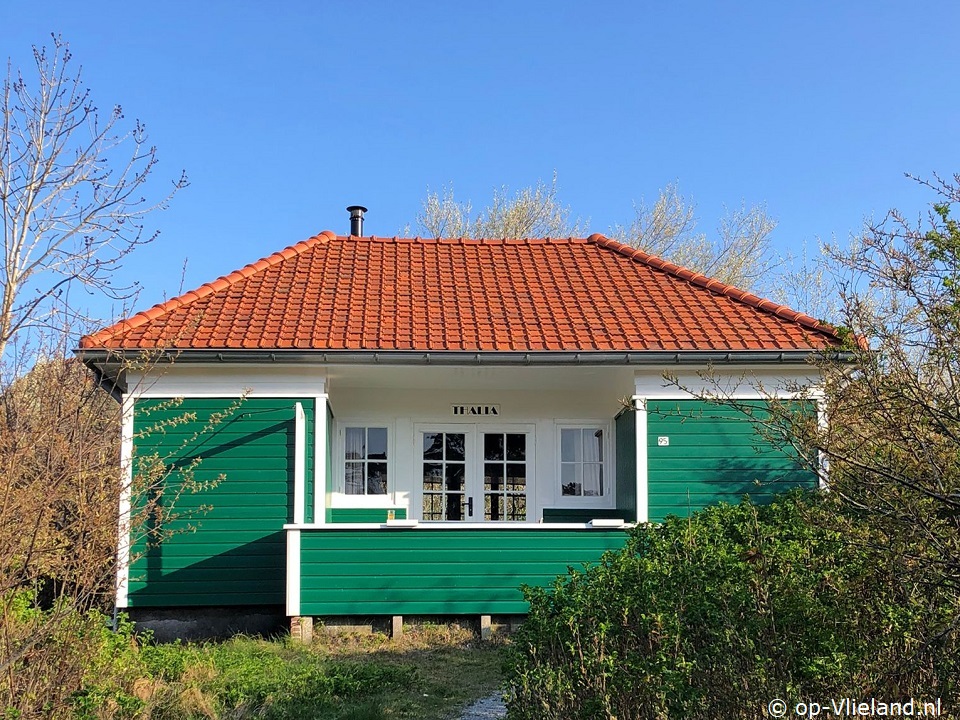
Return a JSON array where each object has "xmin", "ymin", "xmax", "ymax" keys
[{"xmin": 78, "ymin": 208, "xmax": 843, "ymax": 638}]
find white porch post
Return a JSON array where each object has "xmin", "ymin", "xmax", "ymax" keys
[
  {"xmin": 314, "ymin": 393, "xmax": 328, "ymax": 524},
  {"xmin": 286, "ymin": 529, "xmax": 301, "ymax": 616},
  {"xmin": 293, "ymin": 403, "xmax": 306, "ymax": 525},
  {"xmin": 116, "ymin": 393, "xmax": 135, "ymax": 609},
  {"xmin": 634, "ymin": 395, "xmax": 648, "ymax": 523},
  {"xmin": 815, "ymin": 392, "xmax": 830, "ymax": 490}
]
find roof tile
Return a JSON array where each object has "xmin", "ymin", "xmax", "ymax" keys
[{"xmin": 80, "ymin": 233, "xmax": 842, "ymax": 352}]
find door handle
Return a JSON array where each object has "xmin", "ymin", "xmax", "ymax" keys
[{"xmin": 468, "ymin": 497, "xmax": 474, "ymax": 518}]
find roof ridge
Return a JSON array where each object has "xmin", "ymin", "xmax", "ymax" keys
[
  {"xmin": 585, "ymin": 233, "xmax": 839, "ymax": 340},
  {"xmin": 79, "ymin": 230, "xmax": 337, "ymax": 349},
  {"xmin": 335, "ymin": 235, "xmax": 588, "ymax": 244}
]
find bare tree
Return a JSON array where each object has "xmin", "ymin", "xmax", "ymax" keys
[
  {"xmin": 0, "ymin": 34, "xmax": 187, "ymax": 361},
  {"xmin": 771, "ymin": 239, "xmax": 842, "ymax": 321},
  {"xmin": 612, "ymin": 183, "xmax": 778, "ymax": 293},
  {"xmin": 416, "ymin": 173, "xmax": 582, "ymax": 239},
  {"xmin": 416, "ymin": 184, "xmax": 473, "ymax": 238}
]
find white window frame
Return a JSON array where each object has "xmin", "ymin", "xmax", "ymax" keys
[
  {"xmin": 554, "ymin": 420, "xmax": 615, "ymax": 509},
  {"xmin": 332, "ymin": 420, "xmax": 395, "ymax": 507}
]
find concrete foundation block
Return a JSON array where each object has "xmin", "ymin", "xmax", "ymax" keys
[
  {"xmin": 391, "ymin": 615, "xmax": 403, "ymax": 638},
  {"xmin": 480, "ymin": 614, "xmax": 492, "ymax": 641},
  {"xmin": 290, "ymin": 615, "xmax": 313, "ymax": 644}
]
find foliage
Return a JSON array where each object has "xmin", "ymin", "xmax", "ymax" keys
[
  {"xmin": 415, "ymin": 177, "xmax": 785, "ymax": 297},
  {"xmin": 610, "ymin": 182, "xmax": 779, "ymax": 292},
  {"xmin": 0, "ymin": 602, "xmax": 501, "ymax": 719},
  {"xmin": 767, "ymin": 175, "xmax": 960, "ymax": 650},
  {"xmin": 506, "ymin": 493, "xmax": 959, "ymax": 720},
  {"xmin": 416, "ymin": 173, "xmax": 582, "ymax": 239},
  {"xmin": 0, "ymin": 358, "xmax": 119, "ymax": 605}
]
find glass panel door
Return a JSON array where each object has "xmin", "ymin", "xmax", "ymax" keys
[
  {"xmin": 420, "ymin": 428, "xmax": 530, "ymax": 522},
  {"xmin": 482, "ymin": 432, "xmax": 527, "ymax": 521},
  {"xmin": 422, "ymin": 432, "xmax": 467, "ymax": 520}
]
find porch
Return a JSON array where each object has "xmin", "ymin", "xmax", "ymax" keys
[{"xmin": 284, "ymin": 523, "xmax": 631, "ymax": 620}]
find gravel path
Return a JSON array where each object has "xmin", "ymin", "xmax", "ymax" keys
[{"xmin": 455, "ymin": 691, "xmax": 507, "ymax": 719}]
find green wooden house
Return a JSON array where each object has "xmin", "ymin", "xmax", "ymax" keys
[{"xmin": 79, "ymin": 209, "xmax": 842, "ymax": 636}]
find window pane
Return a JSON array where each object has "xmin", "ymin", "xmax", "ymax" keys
[
  {"xmin": 445, "ymin": 493, "xmax": 464, "ymax": 521},
  {"xmin": 561, "ymin": 463, "xmax": 581, "ymax": 496},
  {"xmin": 507, "ymin": 494, "xmax": 526, "ymax": 521},
  {"xmin": 345, "ymin": 427, "xmax": 366, "ymax": 460},
  {"xmin": 506, "ymin": 463, "xmax": 526, "ymax": 491},
  {"xmin": 584, "ymin": 429, "xmax": 603, "ymax": 462},
  {"xmin": 345, "ymin": 462, "xmax": 364, "ymax": 494},
  {"xmin": 560, "ymin": 429, "xmax": 580, "ymax": 462},
  {"xmin": 367, "ymin": 428, "xmax": 387, "ymax": 459},
  {"xmin": 484, "ymin": 433, "xmax": 504, "ymax": 461},
  {"xmin": 423, "ymin": 433, "xmax": 443, "ymax": 460},
  {"xmin": 485, "ymin": 493, "xmax": 501, "ymax": 521},
  {"xmin": 583, "ymin": 463, "xmax": 603, "ymax": 497},
  {"xmin": 423, "ymin": 463, "xmax": 443, "ymax": 491},
  {"xmin": 445, "ymin": 433, "xmax": 465, "ymax": 461},
  {"xmin": 485, "ymin": 463, "xmax": 503, "ymax": 491},
  {"xmin": 423, "ymin": 493, "xmax": 442, "ymax": 520},
  {"xmin": 445, "ymin": 464, "xmax": 465, "ymax": 492},
  {"xmin": 367, "ymin": 463, "xmax": 387, "ymax": 494},
  {"xmin": 506, "ymin": 433, "xmax": 525, "ymax": 461}
]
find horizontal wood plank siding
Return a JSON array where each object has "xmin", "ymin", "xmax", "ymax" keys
[
  {"xmin": 541, "ymin": 508, "xmax": 625, "ymax": 523},
  {"xmin": 299, "ymin": 529, "xmax": 627, "ymax": 615},
  {"xmin": 128, "ymin": 397, "xmax": 315, "ymax": 607},
  {"xmin": 326, "ymin": 508, "xmax": 408, "ymax": 523},
  {"xmin": 647, "ymin": 400, "xmax": 815, "ymax": 522}
]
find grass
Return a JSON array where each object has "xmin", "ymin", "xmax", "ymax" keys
[{"xmin": 119, "ymin": 623, "xmax": 505, "ymax": 720}]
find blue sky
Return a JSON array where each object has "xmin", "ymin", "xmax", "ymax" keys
[{"xmin": 3, "ymin": 1, "xmax": 959, "ymax": 322}]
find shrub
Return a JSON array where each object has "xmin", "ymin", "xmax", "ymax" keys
[{"xmin": 506, "ymin": 492, "xmax": 960, "ymax": 719}]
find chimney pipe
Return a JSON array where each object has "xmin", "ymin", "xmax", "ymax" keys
[{"xmin": 346, "ymin": 205, "xmax": 368, "ymax": 236}]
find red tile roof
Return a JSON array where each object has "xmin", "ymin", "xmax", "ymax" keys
[{"xmin": 79, "ymin": 232, "xmax": 841, "ymax": 352}]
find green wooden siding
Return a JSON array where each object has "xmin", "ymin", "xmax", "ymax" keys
[
  {"xmin": 325, "ymin": 508, "xmax": 408, "ymax": 523},
  {"xmin": 128, "ymin": 397, "xmax": 315, "ymax": 607},
  {"xmin": 541, "ymin": 508, "xmax": 626, "ymax": 523},
  {"xmin": 647, "ymin": 399, "xmax": 816, "ymax": 522},
  {"xmin": 299, "ymin": 529, "xmax": 627, "ymax": 615},
  {"xmin": 615, "ymin": 407, "xmax": 637, "ymax": 518}
]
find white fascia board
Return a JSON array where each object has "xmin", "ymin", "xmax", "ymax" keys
[
  {"xmin": 634, "ymin": 366, "xmax": 824, "ymax": 399},
  {"xmin": 125, "ymin": 364, "xmax": 327, "ymax": 399}
]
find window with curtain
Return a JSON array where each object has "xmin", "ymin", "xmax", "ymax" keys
[
  {"xmin": 344, "ymin": 427, "xmax": 388, "ymax": 495},
  {"xmin": 560, "ymin": 427, "xmax": 604, "ymax": 497}
]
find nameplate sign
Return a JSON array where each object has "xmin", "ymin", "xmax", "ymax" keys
[{"xmin": 452, "ymin": 404, "xmax": 501, "ymax": 416}]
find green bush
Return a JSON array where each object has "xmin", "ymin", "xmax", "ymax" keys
[{"xmin": 506, "ymin": 492, "xmax": 960, "ymax": 719}]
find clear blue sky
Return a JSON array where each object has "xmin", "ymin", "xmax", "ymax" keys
[{"xmin": 3, "ymin": 1, "xmax": 959, "ymax": 321}]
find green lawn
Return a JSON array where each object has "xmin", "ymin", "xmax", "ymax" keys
[{"xmin": 121, "ymin": 625, "xmax": 505, "ymax": 720}]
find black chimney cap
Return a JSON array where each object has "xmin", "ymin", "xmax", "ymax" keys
[{"xmin": 346, "ymin": 205, "xmax": 368, "ymax": 236}]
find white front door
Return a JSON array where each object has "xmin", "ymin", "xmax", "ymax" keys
[{"xmin": 419, "ymin": 427, "xmax": 530, "ymax": 522}]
